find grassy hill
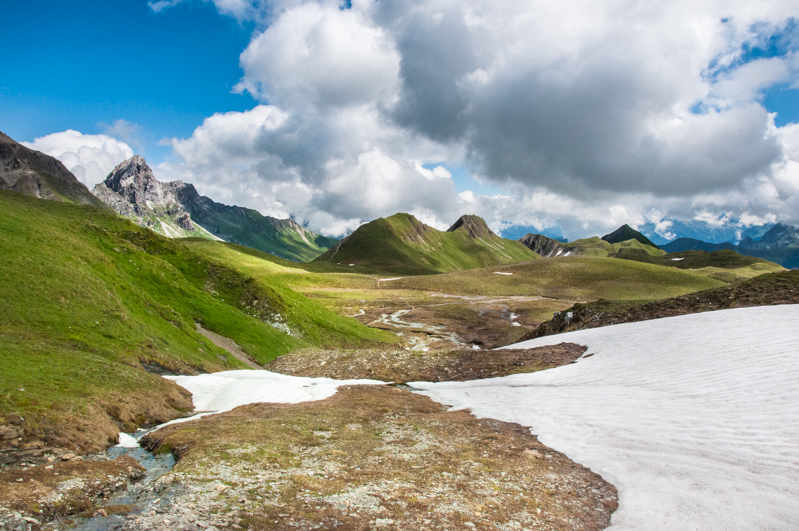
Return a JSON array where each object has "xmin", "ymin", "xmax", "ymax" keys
[
  {"xmin": 0, "ymin": 191, "xmax": 393, "ymax": 453},
  {"xmin": 601, "ymin": 224, "xmax": 659, "ymax": 248},
  {"xmin": 176, "ymin": 183, "xmax": 338, "ymax": 262},
  {"xmin": 561, "ymin": 236, "xmax": 666, "ymax": 258},
  {"xmin": 314, "ymin": 213, "xmax": 538, "ymax": 274}
]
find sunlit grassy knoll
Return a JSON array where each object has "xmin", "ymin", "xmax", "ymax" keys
[
  {"xmin": 565, "ymin": 236, "xmax": 666, "ymax": 257},
  {"xmin": 180, "ymin": 239, "xmax": 381, "ymax": 291},
  {"xmin": 389, "ymin": 256, "xmax": 728, "ymax": 300}
]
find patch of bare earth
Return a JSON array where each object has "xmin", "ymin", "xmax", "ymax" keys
[
  {"xmin": 266, "ymin": 343, "xmax": 586, "ymax": 383},
  {"xmin": 352, "ymin": 296, "xmax": 572, "ymax": 351},
  {"xmin": 136, "ymin": 386, "xmax": 616, "ymax": 531},
  {"xmin": 0, "ymin": 455, "xmax": 144, "ymax": 529}
]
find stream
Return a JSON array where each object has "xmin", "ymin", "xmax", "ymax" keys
[{"xmin": 69, "ymin": 430, "xmax": 178, "ymax": 531}]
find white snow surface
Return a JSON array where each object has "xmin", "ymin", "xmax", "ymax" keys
[
  {"xmin": 411, "ymin": 305, "xmax": 799, "ymax": 530},
  {"xmin": 115, "ymin": 432, "xmax": 139, "ymax": 448},
  {"xmin": 161, "ymin": 370, "xmax": 384, "ymax": 427}
]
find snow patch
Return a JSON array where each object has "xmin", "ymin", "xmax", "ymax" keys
[
  {"xmin": 671, "ymin": 257, "xmax": 685, "ymax": 261},
  {"xmin": 411, "ymin": 305, "xmax": 799, "ymax": 530},
  {"xmin": 493, "ymin": 272, "xmax": 513, "ymax": 275},
  {"xmin": 161, "ymin": 370, "xmax": 385, "ymax": 428},
  {"xmin": 115, "ymin": 432, "xmax": 140, "ymax": 448}
]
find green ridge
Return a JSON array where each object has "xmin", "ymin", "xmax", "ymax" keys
[
  {"xmin": 314, "ymin": 213, "xmax": 538, "ymax": 274},
  {"xmin": 601, "ymin": 224, "xmax": 659, "ymax": 248}
]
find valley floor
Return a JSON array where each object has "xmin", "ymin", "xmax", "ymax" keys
[{"xmin": 6, "ymin": 306, "xmax": 798, "ymax": 530}]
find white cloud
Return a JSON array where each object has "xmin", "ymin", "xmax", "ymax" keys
[
  {"xmin": 235, "ymin": 2, "xmax": 400, "ymax": 109},
  {"xmin": 22, "ymin": 130, "xmax": 134, "ymax": 187},
  {"xmin": 153, "ymin": 0, "xmax": 799, "ymax": 238}
]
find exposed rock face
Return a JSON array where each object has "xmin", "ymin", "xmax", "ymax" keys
[
  {"xmin": 447, "ymin": 214, "xmax": 495, "ymax": 239},
  {"xmin": 92, "ymin": 156, "xmax": 208, "ymax": 240},
  {"xmin": 0, "ymin": 131, "xmax": 105, "ymax": 207},
  {"xmin": 93, "ymin": 155, "xmax": 336, "ymax": 261},
  {"xmin": 175, "ymin": 213, "xmax": 195, "ymax": 231},
  {"xmin": 519, "ymin": 233, "xmax": 566, "ymax": 257},
  {"xmin": 102, "ymin": 155, "xmax": 182, "ymax": 209}
]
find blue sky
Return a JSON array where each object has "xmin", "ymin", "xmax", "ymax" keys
[
  {"xmin": 3, "ymin": 1, "xmax": 799, "ymax": 239},
  {"xmin": 0, "ymin": 0, "xmax": 254, "ymax": 161}
]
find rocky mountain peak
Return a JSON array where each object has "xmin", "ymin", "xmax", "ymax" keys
[
  {"xmin": 102, "ymin": 155, "xmax": 171, "ymax": 206},
  {"xmin": 447, "ymin": 215, "xmax": 495, "ymax": 239}
]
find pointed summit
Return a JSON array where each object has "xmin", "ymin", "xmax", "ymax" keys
[
  {"xmin": 101, "ymin": 155, "xmax": 169, "ymax": 206},
  {"xmin": 447, "ymin": 214, "xmax": 495, "ymax": 240},
  {"xmin": 601, "ymin": 224, "xmax": 659, "ymax": 248}
]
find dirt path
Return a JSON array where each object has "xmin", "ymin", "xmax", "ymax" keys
[{"xmin": 195, "ymin": 323, "xmax": 262, "ymax": 369}]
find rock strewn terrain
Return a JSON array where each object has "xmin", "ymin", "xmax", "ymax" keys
[
  {"xmin": 266, "ymin": 343, "xmax": 586, "ymax": 383},
  {"xmin": 134, "ymin": 386, "xmax": 617, "ymax": 531},
  {"xmin": 0, "ymin": 455, "xmax": 144, "ymax": 529}
]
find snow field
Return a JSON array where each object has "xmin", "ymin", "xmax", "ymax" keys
[{"xmin": 411, "ymin": 305, "xmax": 799, "ymax": 530}]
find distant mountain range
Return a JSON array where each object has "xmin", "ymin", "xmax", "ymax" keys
[
  {"xmin": 93, "ymin": 155, "xmax": 337, "ymax": 262},
  {"xmin": 315, "ymin": 213, "xmax": 538, "ymax": 274},
  {"xmin": 661, "ymin": 224, "xmax": 799, "ymax": 269},
  {"xmin": 518, "ymin": 224, "xmax": 784, "ymax": 271}
]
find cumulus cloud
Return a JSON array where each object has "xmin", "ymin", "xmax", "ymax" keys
[
  {"xmin": 154, "ymin": 0, "xmax": 799, "ymax": 238},
  {"xmin": 23, "ymin": 130, "xmax": 134, "ymax": 187}
]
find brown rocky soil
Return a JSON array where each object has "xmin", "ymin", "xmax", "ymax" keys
[
  {"xmin": 0, "ymin": 455, "xmax": 144, "ymax": 528},
  {"xmin": 266, "ymin": 343, "xmax": 586, "ymax": 383},
  {"xmin": 523, "ymin": 270, "xmax": 799, "ymax": 340},
  {"xmin": 135, "ymin": 385, "xmax": 617, "ymax": 531}
]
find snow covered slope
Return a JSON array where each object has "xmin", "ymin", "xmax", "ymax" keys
[{"xmin": 411, "ymin": 305, "xmax": 799, "ymax": 530}]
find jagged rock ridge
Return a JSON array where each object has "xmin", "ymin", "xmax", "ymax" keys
[
  {"xmin": 519, "ymin": 234, "xmax": 570, "ymax": 257},
  {"xmin": 0, "ymin": 130, "xmax": 106, "ymax": 207},
  {"xmin": 93, "ymin": 156, "xmax": 336, "ymax": 262},
  {"xmin": 93, "ymin": 156, "xmax": 216, "ymax": 240}
]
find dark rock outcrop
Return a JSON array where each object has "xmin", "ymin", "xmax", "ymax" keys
[
  {"xmin": 0, "ymin": 131, "xmax": 106, "ymax": 207},
  {"xmin": 518, "ymin": 233, "xmax": 567, "ymax": 257}
]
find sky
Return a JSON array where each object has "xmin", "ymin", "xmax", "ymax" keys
[{"xmin": 3, "ymin": 0, "xmax": 799, "ymax": 240}]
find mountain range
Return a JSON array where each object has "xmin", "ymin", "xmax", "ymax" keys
[
  {"xmin": 662, "ymin": 224, "xmax": 799, "ymax": 269},
  {"xmin": 316, "ymin": 213, "xmax": 538, "ymax": 274},
  {"xmin": 93, "ymin": 155, "xmax": 337, "ymax": 261},
  {"xmin": 0, "ymin": 130, "xmax": 336, "ymax": 262}
]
